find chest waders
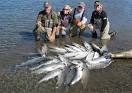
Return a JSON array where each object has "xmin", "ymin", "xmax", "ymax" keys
[
  {"xmin": 56, "ymin": 11, "xmax": 71, "ymax": 37},
  {"xmin": 34, "ymin": 12, "xmax": 54, "ymax": 41},
  {"xmin": 92, "ymin": 18, "xmax": 102, "ymax": 38},
  {"xmin": 92, "ymin": 18, "xmax": 110, "ymax": 39},
  {"xmin": 70, "ymin": 8, "xmax": 85, "ymax": 37}
]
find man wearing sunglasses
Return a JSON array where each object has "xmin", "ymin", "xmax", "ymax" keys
[
  {"xmin": 69, "ymin": 2, "xmax": 87, "ymax": 37},
  {"xmin": 34, "ymin": 2, "xmax": 58, "ymax": 42},
  {"xmin": 56, "ymin": 5, "xmax": 72, "ymax": 37}
]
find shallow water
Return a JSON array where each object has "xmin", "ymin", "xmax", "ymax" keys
[{"xmin": 0, "ymin": 0, "xmax": 132, "ymax": 93}]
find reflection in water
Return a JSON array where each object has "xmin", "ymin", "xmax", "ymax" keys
[
  {"xmin": 34, "ymin": 34, "xmax": 112, "ymax": 57},
  {"xmin": 34, "ymin": 36, "xmax": 85, "ymax": 50},
  {"xmin": 100, "ymin": 39, "xmax": 110, "ymax": 46},
  {"xmin": 35, "ymin": 41, "xmax": 42, "ymax": 50}
]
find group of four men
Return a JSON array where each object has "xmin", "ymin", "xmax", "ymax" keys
[{"xmin": 34, "ymin": 1, "xmax": 116, "ymax": 42}]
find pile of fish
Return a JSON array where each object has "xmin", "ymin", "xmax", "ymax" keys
[{"xmin": 16, "ymin": 41, "xmax": 112, "ymax": 87}]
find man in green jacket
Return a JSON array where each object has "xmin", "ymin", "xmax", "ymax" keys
[{"xmin": 34, "ymin": 2, "xmax": 59, "ymax": 42}]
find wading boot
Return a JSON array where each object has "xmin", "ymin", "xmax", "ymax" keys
[{"xmin": 92, "ymin": 31, "xmax": 97, "ymax": 38}]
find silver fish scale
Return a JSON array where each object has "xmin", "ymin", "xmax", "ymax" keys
[
  {"xmin": 72, "ymin": 43, "xmax": 86, "ymax": 52},
  {"xmin": 38, "ymin": 68, "xmax": 63, "ymax": 83},
  {"xmin": 16, "ymin": 57, "xmax": 44, "ymax": 68},
  {"xmin": 83, "ymin": 41, "xmax": 93, "ymax": 51},
  {"xmin": 30, "ymin": 58, "xmax": 60, "ymax": 71},
  {"xmin": 70, "ymin": 63, "xmax": 83, "ymax": 85},
  {"xmin": 32, "ymin": 63, "xmax": 65, "ymax": 74}
]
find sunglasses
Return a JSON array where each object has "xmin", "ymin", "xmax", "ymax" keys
[
  {"xmin": 78, "ymin": 6, "xmax": 83, "ymax": 8},
  {"xmin": 63, "ymin": 8, "xmax": 69, "ymax": 11},
  {"xmin": 45, "ymin": 7, "xmax": 49, "ymax": 9}
]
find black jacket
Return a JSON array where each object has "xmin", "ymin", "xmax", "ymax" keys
[{"xmin": 90, "ymin": 10, "xmax": 108, "ymax": 32}]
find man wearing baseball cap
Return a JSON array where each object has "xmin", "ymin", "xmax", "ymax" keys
[
  {"xmin": 88, "ymin": 2, "xmax": 116, "ymax": 39},
  {"xmin": 69, "ymin": 2, "xmax": 87, "ymax": 37},
  {"xmin": 34, "ymin": 2, "xmax": 59, "ymax": 42}
]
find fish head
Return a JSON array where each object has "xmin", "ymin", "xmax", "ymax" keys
[
  {"xmin": 90, "ymin": 43, "xmax": 100, "ymax": 50},
  {"xmin": 71, "ymin": 60, "xmax": 83, "ymax": 67},
  {"xmin": 58, "ymin": 55, "xmax": 69, "ymax": 66},
  {"xmin": 99, "ymin": 55, "xmax": 112, "ymax": 64},
  {"xmin": 83, "ymin": 41, "xmax": 91, "ymax": 48},
  {"xmin": 41, "ymin": 44, "xmax": 48, "ymax": 53},
  {"xmin": 100, "ymin": 45, "xmax": 108, "ymax": 53}
]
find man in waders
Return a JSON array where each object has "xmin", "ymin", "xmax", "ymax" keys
[
  {"xmin": 69, "ymin": 2, "xmax": 87, "ymax": 37},
  {"xmin": 56, "ymin": 5, "xmax": 72, "ymax": 37},
  {"xmin": 88, "ymin": 3, "xmax": 116, "ymax": 39},
  {"xmin": 34, "ymin": 2, "xmax": 59, "ymax": 42}
]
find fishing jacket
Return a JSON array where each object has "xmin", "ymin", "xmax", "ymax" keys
[
  {"xmin": 90, "ymin": 10, "xmax": 109, "ymax": 32},
  {"xmin": 59, "ymin": 11, "xmax": 72, "ymax": 27},
  {"xmin": 36, "ymin": 10, "xmax": 58, "ymax": 28}
]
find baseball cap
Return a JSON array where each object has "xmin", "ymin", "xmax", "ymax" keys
[
  {"xmin": 95, "ymin": 3, "xmax": 103, "ymax": 7},
  {"xmin": 44, "ymin": 2, "xmax": 51, "ymax": 7},
  {"xmin": 94, "ymin": 0, "xmax": 100, "ymax": 4},
  {"xmin": 78, "ymin": 2, "xmax": 86, "ymax": 8}
]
